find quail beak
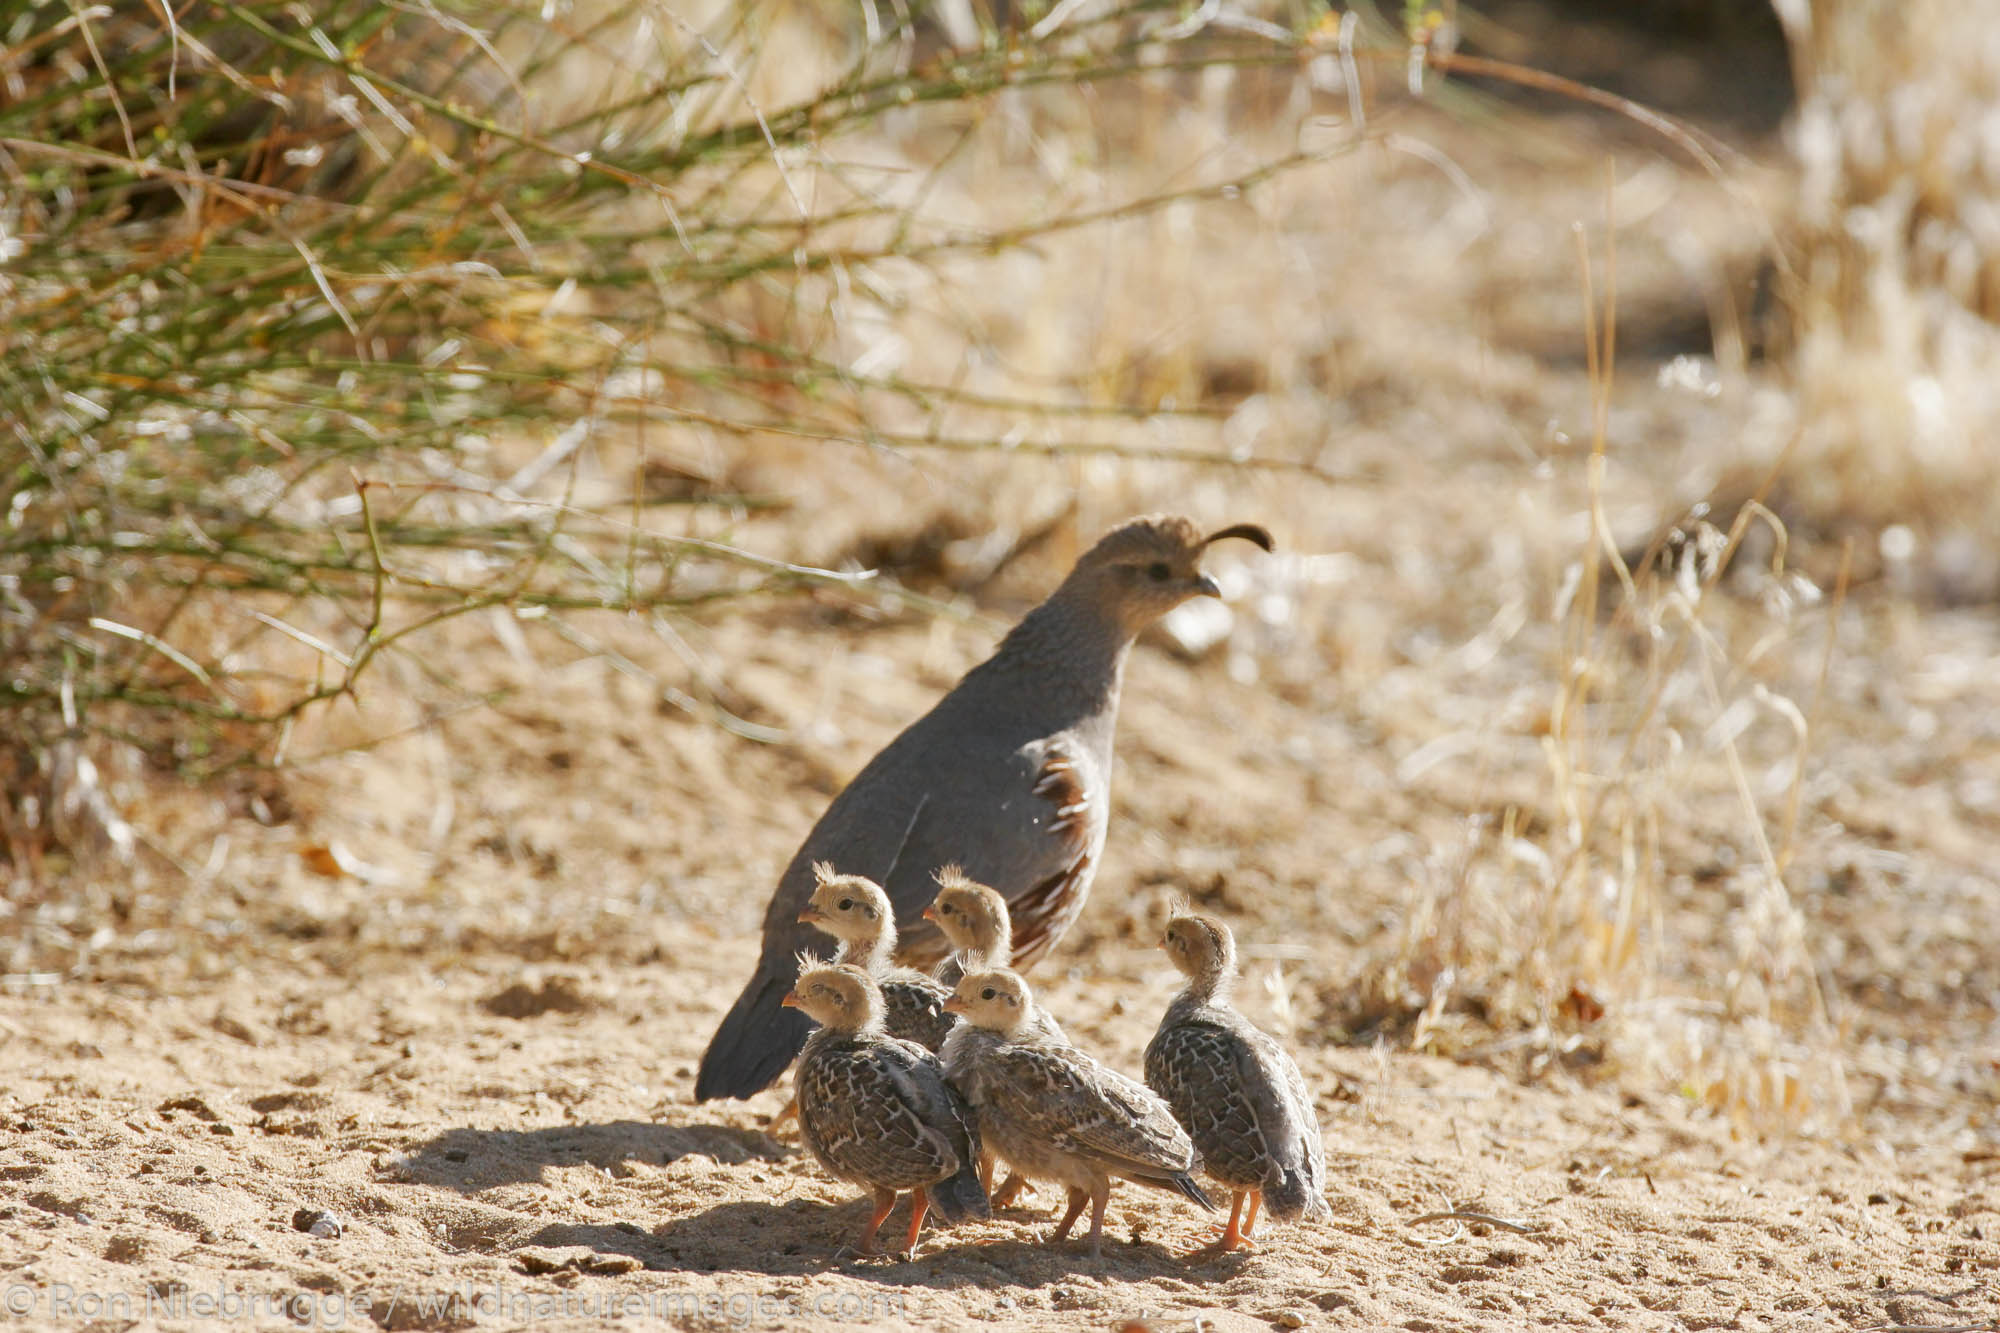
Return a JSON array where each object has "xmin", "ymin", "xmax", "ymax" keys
[
  {"xmin": 780, "ymin": 990, "xmax": 801, "ymax": 1010},
  {"xmin": 921, "ymin": 905, "xmax": 939, "ymax": 923},
  {"xmin": 941, "ymin": 995, "xmax": 967, "ymax": 1015},
  {"xmin": 797, "ymin": 905, "xmax": 825, "ymax": 925},
  {"xmin": 1192, "ymin": 572, "xmax": 1223, "ymax": 599}
]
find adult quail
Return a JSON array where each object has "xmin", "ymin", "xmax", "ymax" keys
[
  {"xmin": 800, "ymin": 863, "xmax": 954, "ymax": 1051},
  {"xmin": 697, "ymin": 514, "xmax": 1272, "ymax": 1102},
  {"xmin": 1144, "ymin": 912, "xmax": 1326, "ymax": 1253},
  {"xmin": 782, "ymin": 961, "xmax": 989, "ymax": 1257},
  {"xmin": 942, "ymin": 967, "xmax": 1212, "ymax": 1258}
]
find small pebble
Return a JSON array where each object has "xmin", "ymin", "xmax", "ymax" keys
[
  {"xmin": 581, "ymin": 1253, "xmax": 643, "ymax": 1275},
  {"xmin": 290, "ymin": 1209, "xmax": 344, "ymax": 1239},
  {"xmin": 516, "ymin": 1248, "xmax": 574, "ymax": 1275},
  {"xmin": 1273, "ymin": 1312, "xmax": 1307, "ymax": 1330}
]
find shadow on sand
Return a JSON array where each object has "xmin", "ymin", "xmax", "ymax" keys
[
  {"xmin": 394, "ymin": 1120, "xmax": 1213, "ymax": 1287},
  {"xmin": 643, "ymin": 1198, "xmax": 1220, "ymax": 1285},
  {"xmin": 397, "ymin": 1119, "xmax": 788, "ymax": 1193}
]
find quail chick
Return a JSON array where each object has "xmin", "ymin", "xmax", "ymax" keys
[
  {"xmin": 698, "ymin": 515, "xmax": 1273, "ymax": 1102},
  {"xmin": 1145, "ymin": 912, "xmax": 1326, "ymax": 1253},
  {"xmin": 800, "ymin": 864, "xmax": 955, "ymax": 1051},
  {"xmin": 925, "ymin": 867, "xmax": 1066, "ymax": 1209},
  {"xmin": 783, "ymin": 961, "xmax": 989, "ymax": 1257},
  {"xmin": 924, "ymin": 867, "xmax": 1068, "ymax": 1044},
  {"xmin": 942, "ymin": 968, "xmax": 1212, "ymax": 1258},
  {"xmin": 923, "ymin": 864, "xmax": 1010, "ymax": 987}
]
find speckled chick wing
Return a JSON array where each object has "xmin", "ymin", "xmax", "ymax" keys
[
  {"xmin": 1145, "ymin": 1000, "xmax": 1327, "ymax": 1222},
  {"xmin": 946, "ymin": 1025, "xmax": 1206, "ymax": 1204},
  {"xmin": 877, "ymin": 969, "xmax": 955, "ymax": 1053},
  {"xmin": 795, "ymin": 1029, "xmax": 989, "ymax": 1226}
]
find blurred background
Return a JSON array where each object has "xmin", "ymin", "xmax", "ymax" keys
[{"xmin": 2, "ymin": 0, "xmax": 1996, "ymax": 1250}]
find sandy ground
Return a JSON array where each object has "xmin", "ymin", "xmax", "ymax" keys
[
  {"xmin": 0, "ymin": 957, "xmax": 1990, "ymax": 1333},
  {"xmin": 5, "ymin": 12, "xmax": 2000, "ymax": 1332},
  {"xmin": 2, "ymin": 565, "xmax": 1995, "ymax": 1329}
]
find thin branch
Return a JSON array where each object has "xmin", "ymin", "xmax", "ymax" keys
[{"xmin": 1408, "ymin": 1210, "xmax": 1539, "ymax": 1235}]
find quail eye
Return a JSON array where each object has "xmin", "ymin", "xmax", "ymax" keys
[
  {"xmin": 837, "ymin": 898, "xmax": 853, "ymax": 911},
  {"xmin": 1146, "ymin": 561, "xmax": 1171, "ymax": 582},
  {"xmin": 980, "ymin": 987, "xmax": 995, "ymax": 1001}
]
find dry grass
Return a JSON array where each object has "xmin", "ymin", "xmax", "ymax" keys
[
  {"xmin": 1774, "ymin": 0, "xmax": 2000, "ymax": 594},
  {"xmin": 1364, "ymin": 387, "xmax": 1854, "ymax": 1137}
]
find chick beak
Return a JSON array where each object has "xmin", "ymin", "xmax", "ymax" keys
[
  {"xmin": 941, "ymin": 996, "xmax": 966, "ymax": 1015},
  {"xmin": 780, "ymin": 990, "xmax": 801, "ymax": 1010},
  {"xmin": 1193, "ymin": 572, "xmax": 1222, "ymax": 599},
  {"xmin": 921, "ymin": 905, "xmax": 939, "ymax": 923},
  {"xmin": 797, "ymin": 906, "xmax": 823, "ymax": 925}
]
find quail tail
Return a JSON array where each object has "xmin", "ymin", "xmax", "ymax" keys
[
  {"xmin": 927, "ymin": 1155, "xmax": 992, "ymax": 1226},
  {"xmin": 695, "ymin": 968, "xmax": 813, "ymax": 1102},
  {"xmin": 1135, "ymin": 1170, "xmax": 1215, "ymax": 1211}
]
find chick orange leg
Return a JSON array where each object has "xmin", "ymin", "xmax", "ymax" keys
[
  {"xmin": 857, "ymin": 1186, "xmax": 898, "ymax": 1256},
  {"xmin": 978, "ymin": 1153, "xmax": 996, "ymax": 1197},
  {"xmin": 1242, "ymin": 1189, "xmax": 1263, "ymax": 1240},
  {"xmin": 1051, "ymin": 1186, "xmax": 1090, "ymax": 1244},
  {"xmin": 900, "ymin": 1189, "xmax": 931, "ymax": 1257},
  {"xmin": 770, "ymin": 1096, "xmax": 800, "ymax": 1132},
  {"xmin": 1084, "ymin": 1179, "xmax": 1111, "ymax": 1260},
  {"xmin": 1187, "ymin": 1190, "xmax": 1256, "ymax": 1257},
  {"xmin": 991, "ymin": 1171, "xmax": 1035, "ymax": 1209}
]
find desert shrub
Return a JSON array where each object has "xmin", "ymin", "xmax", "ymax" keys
[{"xmin": 0, "ymin": 0, "xmax": 1344, "ymax": 805}]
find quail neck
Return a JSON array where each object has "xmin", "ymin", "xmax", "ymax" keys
[
  {"xmin": 821, "ymin": 911, "xmax": 892, "ymax": 974},
  {"xmin": 1177, "ymin": 961, "xmax": 1232, "ymax": 1009},
  {"xmin": 961, "ymin": 513, "xmax": 1253, "ymax": 725},
  {"xmin": 1165, "ymin": 916, "xmax": 1240, "ymax": 1012},
  {"xmin": 965, "ymin": 575, "xmax": 1135, "ymax": 727}
]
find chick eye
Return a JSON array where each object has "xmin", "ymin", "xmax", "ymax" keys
[
  {"xmin": 980, "ymin": 987, "xmax": 995, "ymax": 1001},
  {"xmin": 1146, "ymin": 561, "xmax": 1171, "ymax": 582},
  {"xmin": 837, "ymin": 898, "xmax": 853, "ymax": 911}
]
